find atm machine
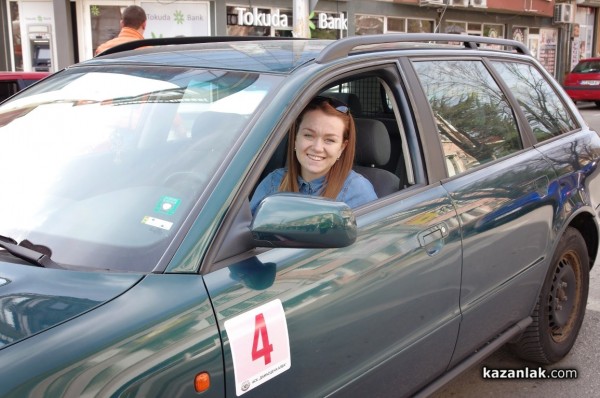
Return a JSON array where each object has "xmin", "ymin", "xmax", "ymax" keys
[{"xmin": 27, "ymin": 25, "xmax": 52, "ymax": 72}]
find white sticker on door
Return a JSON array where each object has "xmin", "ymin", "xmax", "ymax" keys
[{"xmin": 224, "ymin": 299, "xmax": 291, "ymax": 396}]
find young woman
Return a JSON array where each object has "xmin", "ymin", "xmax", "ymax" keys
[{"xmin": 250, "ymin": 96, "xmax": 377, "ymax": 215}]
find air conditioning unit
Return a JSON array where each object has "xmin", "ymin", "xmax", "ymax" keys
[
  {"xmin": 419, "ymin": 0, "xmax": 445, "ymax": 6},
  {"xmin": 554, "ymin": 4, "xmax": 575, "ymax": 24},
  {"xmin": 449, "ymin": 0, "xmax": 469, "ymax": 6},
  {"xmin": 470, "ymin": 0, "xmax": 487, "ymax": 8}
]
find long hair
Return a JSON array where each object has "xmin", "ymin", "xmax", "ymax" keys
[{"xmin": 279, "ymin": 97, "xmax": 356, "ymax": 199}]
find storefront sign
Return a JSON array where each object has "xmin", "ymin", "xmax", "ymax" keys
[
  {"xmin": 141, "ymin": 2, "xmax": 210, "ymax": 38},
  {"xmin": 235, "ymin": 7, "xmax": 289, "ymax": 28},
  {"xmin": 318, "ymin": 12, "xmax": 347, "ymax": 30}
]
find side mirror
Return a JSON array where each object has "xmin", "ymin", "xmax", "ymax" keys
[{"xmin": 251, "ymin": 193, "xmax": 357, "ymax": 248}]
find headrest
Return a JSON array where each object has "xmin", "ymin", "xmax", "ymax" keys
[
  {"xmin": 325, "ymin": 92, "xmax": 362, "ymax": 117},
  {"xmin": 354, "ymin": 118, "xmax": 391, "ymax": 167}
]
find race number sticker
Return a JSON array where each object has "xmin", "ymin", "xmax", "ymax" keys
[{"xmin": 224, "ymin": 299, "xmax": 291, "ymax": 396}]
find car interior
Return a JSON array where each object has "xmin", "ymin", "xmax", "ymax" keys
[{"xmin": 254, "ymin": 73, "xmax": 413, "ymax": 202}]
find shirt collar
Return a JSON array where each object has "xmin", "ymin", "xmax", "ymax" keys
[{"xmin": 297, "ymin": 175, "xmax": 326, "ymax": 194}]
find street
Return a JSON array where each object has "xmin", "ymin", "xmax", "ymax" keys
[{"xmin": 430, "ymin": 102, "xmax": 600, "ymax": 398}]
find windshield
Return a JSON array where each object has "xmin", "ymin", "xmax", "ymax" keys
[{"xmin": 0, "ymin": 65, "xmax": 282, "ymax": 272}]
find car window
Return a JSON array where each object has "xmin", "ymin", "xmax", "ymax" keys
[
  {"xmin": 412, "ymin": 59, "xmax": 522, "ymax": 177},
  {"xmin": 0, "ymin": 81, "xmax": 18, "ymax": 102},
  {"xmin": 492, "ymin": 61, "xmax": 578, "ymax": 143},
  {"xmin": 0, "ymin": 66, "xmax": 283, "ymax": 272},
  {"xmin": 572, "ymin": 60, "xmax": 600, "ymax": 73}
]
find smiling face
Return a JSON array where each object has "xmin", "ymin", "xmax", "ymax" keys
[{"xmin": 295, "ymin": 108, "xmax": 348, "ymax": 182}]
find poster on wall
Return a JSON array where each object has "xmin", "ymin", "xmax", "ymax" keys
[
  {"xmin": 538, "ymin": 28, "xmax": 558, "ymax": 76},
  {"xmin": 141, "ymin": 2, "xmax": 210, "ymax": 38}
]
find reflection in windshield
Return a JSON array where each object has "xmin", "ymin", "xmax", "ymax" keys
[{"xmin": 0, "ymin": 66, "xmax": 281, "ymax": 272}]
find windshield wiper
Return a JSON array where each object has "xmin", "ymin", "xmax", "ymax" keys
[{"xmin": 0, "ymin": 235, "xmax": 59, "ymax": 268}]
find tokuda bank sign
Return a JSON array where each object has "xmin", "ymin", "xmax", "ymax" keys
[{"xmin": 234, "ymin": 7, "xmax": 347, "ymax": 30}]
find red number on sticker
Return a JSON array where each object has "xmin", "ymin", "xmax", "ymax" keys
[{"xmin": 252, "ymin": 313, "xmax": 273, "ymax": 365}]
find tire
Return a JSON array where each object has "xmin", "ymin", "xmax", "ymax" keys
[
  {"xmin": 510, "ymin": 227, "xmax": 589, "ymax": 364},
  {"xmin": 595, "ymin": 101, "xmax": 600, "ymax": 108}
]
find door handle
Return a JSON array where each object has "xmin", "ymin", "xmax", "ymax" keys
[{"xmin": 418, "ymin": 222, "xmax": 449, "ymax": 255}]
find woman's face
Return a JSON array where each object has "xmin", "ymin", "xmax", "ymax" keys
[{"xmin": 295, "ymin": 108, "xmax": 348, "ymax": 182}]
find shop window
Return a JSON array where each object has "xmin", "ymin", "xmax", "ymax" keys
[
  {"xmin": 483, "ymin": 24, "xmax": 504, "ymax": 39},
  {"xmin": 387, "ymin": 17, "xmax": 406, "ymax": 33},
  {"xmin": 355, "ymin": 14, "xmax": 383, "ymax": 35},
  {"xmin": 445, "ymin": 21, "xmax": 466, "ymax": 35},
  {"xmin": 90, "ymin": 5, "xmax": 123, "ymax": 54},
  {"xmin": 407, "ymin": 19, "xmax": 434, "ymax": 34},
  {"xmin": 512, "ymin": 26, "xmax": 528, "ymax": 44},
  {"xmin": 467, "ymin": 23, "xmax": 482, "ymax": 36},
  {"xmin": 413, "ymin": 60, "xmax": 522, "ymax": 176},
  {"xmin": 492, "ymin": 61, "xmax": 578, "ymax": 142}
]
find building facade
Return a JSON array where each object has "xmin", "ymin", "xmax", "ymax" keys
[{"xmin": 0, "ymin": 0, "xmax": 599, "ymax": 81}]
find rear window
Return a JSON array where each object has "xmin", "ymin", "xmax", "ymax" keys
[{"xmin": 572, "ymin": 60, "xmax": 600, "ymax": 73}]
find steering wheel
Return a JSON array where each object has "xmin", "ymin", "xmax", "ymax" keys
[{"xmin": 162, "ymin": 171, "xmax": 205, "ymax": 196}]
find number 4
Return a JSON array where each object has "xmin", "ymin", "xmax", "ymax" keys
[{"xmin": 252, "ymin": 313, "xmax": 274, "ymax": 365}]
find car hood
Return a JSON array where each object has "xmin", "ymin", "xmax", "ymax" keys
[{"xmin": 0, "ymin": 260, "xmax": 143, "ymax": 349}]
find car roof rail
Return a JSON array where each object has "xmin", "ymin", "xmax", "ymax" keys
[
  {"xmin": 96, "ymin": 36, "xmax": 298, "ymax": 57},
  {"xmin": 315, "ymin": 33, "xmax": 531, "ymax": 64}
]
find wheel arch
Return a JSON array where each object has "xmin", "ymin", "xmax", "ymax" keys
[{"xmin": 567, "ymin": 210, "xmax": 599, "ymax": 269}]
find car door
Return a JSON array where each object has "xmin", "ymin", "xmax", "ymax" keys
[
  {"xmin": 202, "ymin": 185, "xmax": 461, "ymax": 397},
  {"xmin": 200, "ymin": 65, "xmax": 463, "ymax": 396},
  {"xmin": 411, "ymin": 57, "xmax": 558, "ymax": 365}
]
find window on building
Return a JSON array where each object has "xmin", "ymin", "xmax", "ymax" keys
[
  {"xmin": 355, "ymin": 14, "xmax": 384, "ymax": 35},
  {"xmin": 407, "ymin": 19, "xmax": 434, "ymax": 33},
  {"xmin": 445, "ymin": 21, "xmax": 467, "ymax": 34},
  {"xmin": 387, "ymin": 17, "xmax": 405, "ymax": 33},
  {"xmin": 483, "ymin": 24, "xmax": 504, "ymax": 39}
]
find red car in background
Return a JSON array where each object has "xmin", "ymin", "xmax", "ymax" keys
[
  {"xmin": 563, "ymin": 57, "xmax": 600, "ymax": 106},
  {"xmin": 0, "ymin": 71, "xmax": 49, "ymax": 102}
]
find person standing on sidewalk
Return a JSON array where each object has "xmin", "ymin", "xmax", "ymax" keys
[{"xmin": 95, "ymin": 5, "xmax": 147, "ymax": 56}]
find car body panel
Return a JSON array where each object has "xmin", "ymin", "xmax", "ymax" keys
[
  {"xmin": 204, "ymin": 185, "xmax": 462, "ymax": 397},
  {"xmin": 0, "ymin": 260, "xmax": 142, "ymax": 348},
  {"xmin": 0, "ymin": 274, "xmax": 223, "ymax": 398},
  {"xmin": 443, "ymin": 149, "xmax": 557, "ymax": 364}
]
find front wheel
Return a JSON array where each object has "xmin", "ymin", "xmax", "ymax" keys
[{"xmin": 510, "ymin": 227, "xmax": 589, "ymax": 364}]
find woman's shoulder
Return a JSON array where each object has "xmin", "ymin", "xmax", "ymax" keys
[
  {"xmin": 345, "ymin": 170, "xmax": 374, "ymax": 187},
  {"xmin": 259, "ymin": 168, "xmax": 285, "ymax": 183}
]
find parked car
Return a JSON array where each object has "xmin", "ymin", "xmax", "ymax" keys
[
  {"xmin": 0, "ymin": 71, "xmax": 49, "ymax": 102},
  {"xmin": 563, "ymin": 57, "xmax": 600, "ymax": 106},
  {"xmin": 0, "ymin": 34, "xmax": 599, "ymax": 397}
]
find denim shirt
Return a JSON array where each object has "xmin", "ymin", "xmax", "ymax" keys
[{"xmin": 250, "ymin": 168, "xmax": 378, "ymax": 215}]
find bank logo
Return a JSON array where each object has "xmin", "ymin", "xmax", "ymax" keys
[{"xmin": 174, "ymin": 10, "xmax": 184, "ymax": 25}]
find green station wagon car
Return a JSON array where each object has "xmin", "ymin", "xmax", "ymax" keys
[{"xmin": 1, "ymin": 34, "xmax": 599, "ymax": 397}]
